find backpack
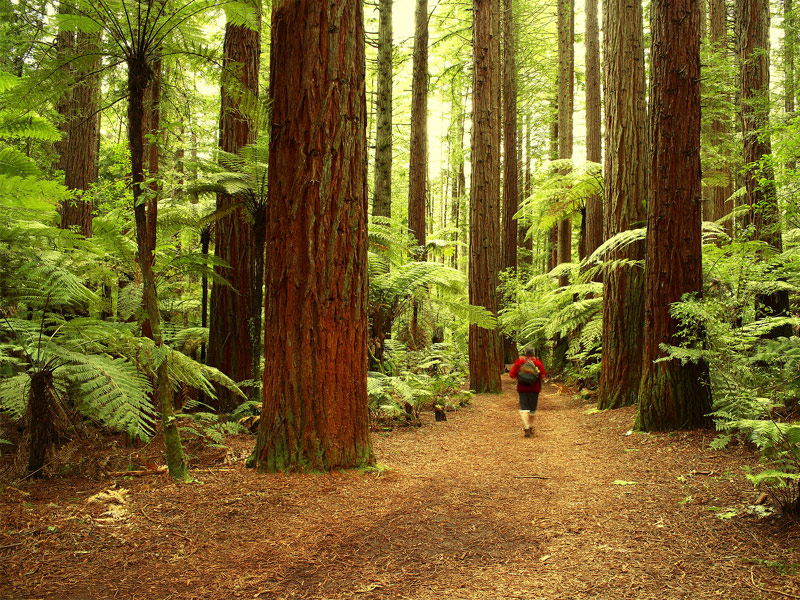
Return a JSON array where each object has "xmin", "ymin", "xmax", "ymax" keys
[{"xmin": 517, "ymin": 359, "xmax": 540, "ymax": 385}]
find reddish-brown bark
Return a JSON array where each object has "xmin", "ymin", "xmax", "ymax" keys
[
  {"xmin": 208, "ymin": 14, "xmax": 261, "ymax": 412},
  {"xmin": 469, "ymin": 0, "xmax": 502, "ymax": 393},
  {"xmin": 252, "ymin": 0, "xmax": 373, "ymax": 471},
  {"xmin": 58, "ymin": 31, "xmax": 101, "ymax": 238},
  {"xmin": 636, "ymin": 0, "xmax": 712, "ymax": 431},
  {"xmin": 597, "ymin": 0, "xmax": 647, "ymax": 409}
]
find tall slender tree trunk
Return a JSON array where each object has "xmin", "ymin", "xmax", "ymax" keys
[
  {"xmin": 709, "ymin": 0, "xmax": 733, "ymax": 233},
  {"xmin": 252, "ymin": 0, "xmax": 373, "ymax": 472},
  {"xmin": 370, "ymin": 0, "xmax": 394, "ymax": 368},
  {"xmin": 450, "ymin": 85, "xmax": 465, "ymax": 269},
  {"xmin": 501, "ymin": 0, "xmax": 518, "ymax": 363},
  {"xmin": 785, "ymin": 0, "xmax": 796, "ymax": 165},
  {"xmin": 469, "ymin": 0, "xmax": 502, "ymax": 393},
  {"xmin": 208, "ymin": 3, "xmax": 262, "ymax": 412},
  {"xmin": 737, "ymin": 0, "xmax": 792, "ymax": 336},
  {"xmin": 519, "ymin": 112, "xmax": 532, "ymax": 266},
  {"xmin": 556, "ymin": 0, "xmax": 574, "ymax": 288},
  {"xmin": 409, "ymin": 0, "xmax": 429, "ymax": 256},
  {"xmin": 597, "ymin": 0, "xmax": 647, "ymax": 409},
  {"xmin": 373, "ymin": 0, "xmax": 393, "ymax": 221},
  {"xmin": 59, "ymin": 30, "xmax": 101, "ymax": 238},
  {"xmin": 636, "ymin": 0, "xmax": 712, "ymax": 431},
  {"xmin": 583, "ymin": 0, "xmax": 602, "ymax": 261},
  {"xmin": 128, "ymin": 57, "xmax": 188, "ymax": 481}
]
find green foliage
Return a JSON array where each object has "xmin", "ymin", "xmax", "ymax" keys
[{"xmin": 368, "ymin": 342, "xmax": 471, "ymax": 423}]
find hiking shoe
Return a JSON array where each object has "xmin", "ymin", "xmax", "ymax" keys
[{"xmin": 524, "ymin": 428, "xmax": 532, "ymax": 438}]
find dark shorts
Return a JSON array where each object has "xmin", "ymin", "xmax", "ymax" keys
[{"xmin": 519, "ymin": 391, "xmax": 539, "ymax": 412}]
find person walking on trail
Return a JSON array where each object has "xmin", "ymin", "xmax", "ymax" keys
[{"xmin": 509, "ymin": 347, "xmax": 546, "ymax": 437}]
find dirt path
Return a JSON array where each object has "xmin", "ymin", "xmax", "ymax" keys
[{"xmin": 2, "ymin": 377, "xmax": 800, "ymax": 599}]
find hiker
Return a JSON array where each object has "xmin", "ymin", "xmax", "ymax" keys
[{"xmin": 509, "ymin": 346, "xmax": 546, "ymax": 437}]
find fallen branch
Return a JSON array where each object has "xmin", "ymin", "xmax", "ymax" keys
[
  {"xmin": 108, "ymin": 467, "xmax": 167, "ymax": 477},
  {"xmin": 513, "ymin": 475, "xmax": 552, "ymax": 480}
]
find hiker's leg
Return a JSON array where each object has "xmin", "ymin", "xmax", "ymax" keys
[{"xmin": 528, "ymin": 392, "xmax": 540, "ymax": 431}]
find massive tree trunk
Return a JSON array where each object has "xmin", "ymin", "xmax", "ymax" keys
[
  {"xmin": 583, "ymin": 0, "xmax": 602, "ymax": 261},
  {"xmin": 408, "ymin": 0, "xmax": 428, "ymax": 255},
  {"xmin": 636, "ymin": 0, "xmax": 712, "ymax": 431},
  {"xmin": 208, "ymin": 5, "xmax": 262, "ymax": 412},
  {"xmin": 469, "ymin": 0, "xmax": 502, "ymax": 393},
  {"xmin": 59, "ymin": 30, "xmax": 101, "ymax": 238},
  {"xmin": 501, "ymin": 0, "xmax": 518, "ymax": 364},
  {"xmin": 252, "ymin": 0, "xmax": 373, "ymax": 472},
  {"xmin": 597, "ymin": 0, "xmax": 647, "ymax": 410},
  {"xmin": 373, "ymin": 0, "xmax": 393, "ymax": 221},
  {"xmin": 556, "ymin": 0, "xmax": 573, "ymax": 288},
  {"xmin": 737, "ymin": 0, "xmax": 792, "ymax": 336}
]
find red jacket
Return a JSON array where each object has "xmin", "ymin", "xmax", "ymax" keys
[{"xmin": 509, "ymin": 356, "xmax": 546, "ymax": 393}]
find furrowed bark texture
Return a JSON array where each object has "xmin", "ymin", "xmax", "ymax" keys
[
  {"xmin": 501, "ymin": 0, "xmax": 518, "ymax": 363},
  {"xmin": 597, "ymin": 0, "xmax": 647, "ymax": 410},
  {"xmin": 253, "ymin": 0, "xmax": 373, "ymax": 472},
  {"xmin": 59, "ymin": 30, "xmax": 101, "ymax": 238},
  {"xmin": 636, "ymin": 0, "xmax": 712, "ymax": 431},
  {"xmin": 208, "ymin": 14, "xmax": 261, "ymax": 412},
  {"xmin": 469, "ymin": 0, "xmax": 502, "ymax": 393},
  {"xmin": 372, "ymin": 0, "xmax": 393, "ymax": 220},
  {"xmin": 583, "ymin": 0, "xmax": 602, "ymax": 260},
  {"xmin": 408, "ymin": 0, "xmax": 428, "ymax": 254},
  {"xmin": 737, "ymin": 0, "xmax": 791, "ymax": 333}
]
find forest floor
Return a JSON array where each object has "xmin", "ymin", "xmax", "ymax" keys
[{"xmin": 2, "ymin": 376, "xmax": 800, "ymax": 600}]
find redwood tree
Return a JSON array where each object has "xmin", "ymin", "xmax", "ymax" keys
[
  {"xmin": 469, "ymin": 0, "xmax": 502, "ymax": 393},
  {"xmin": 252, "ymin": 0, "xmax": 373, "ymax": 472},
  {"xmin": 597, "ymin": 0, "xmax": 647, "ymax": 409},
  {"xmin": 707, "ymin": 0, "xmax": 733, "ymax": 230},
  {"xmin": 556, "ymin": 0, "xmax": 573, "ymax": 287},
  {"xmin": 208, "ymin": 1, "xmax": 261, "ymax": 412},
  {"xmin": 373, "ymin": 0, "xmax": 393, "ymax": 221},
  {"xmin": 636, "ymin": 0, "xmax": 712, "ymax": 431},
  {"xmin": 59, "ymin": 30, "xmax": 101, "ymax": 238},
  {"xmin": 501, "ymin": 0, "xmax": 518, "ymax": 363},
  {"xmin": 408, "ymin": 0, "xmax": 428, "ymax": 255},
  {"xmin": 582, "ymin": 0, "xmax": 602, "ymax": 260},
  {"xmin": 737, "ymin": 0, "xmax": 791, "ymax": 336}
]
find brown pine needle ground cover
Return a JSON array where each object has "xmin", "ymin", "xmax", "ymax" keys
[{"xmin": 2, "ymin": 376, "xmax": 800, "ymax": 600}]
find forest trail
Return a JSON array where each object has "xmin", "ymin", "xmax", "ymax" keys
[{"xmin": 2, "ymin": 376, "xmax": 800, "ymax": 600}]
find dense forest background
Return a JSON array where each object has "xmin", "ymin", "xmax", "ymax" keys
[{"xmin": 1, "ymin": 0, "xmax": 800, "ymax": 514}]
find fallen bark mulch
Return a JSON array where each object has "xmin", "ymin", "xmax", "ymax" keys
[{"xmin": 1, "ymin": 377, "xmax": 799, "ymax": 600}]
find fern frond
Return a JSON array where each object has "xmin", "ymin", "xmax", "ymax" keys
[{"xmin": 65, "ymin": 355, "xmax": 156, "ymax": 440}]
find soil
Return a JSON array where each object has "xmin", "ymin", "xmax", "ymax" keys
[{"xmin": 2, "ymin": 376, "xmax": 800, "ymax": 600}]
